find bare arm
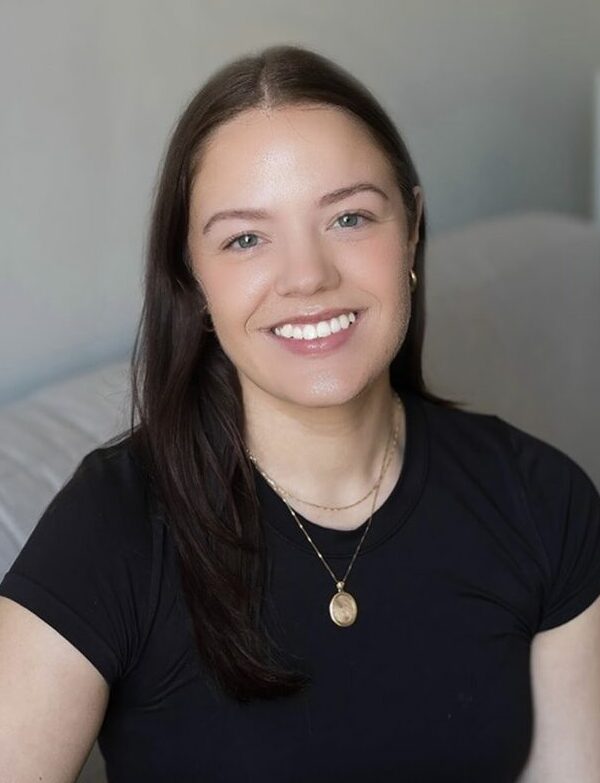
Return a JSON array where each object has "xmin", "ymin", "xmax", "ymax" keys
[
  {"xmin": 517, "ymin": 593, "xmax": 600, "ymax": 782},
  {"xmin": 0, "ymin": 595, "xmax": 110, "ymax": 783}
]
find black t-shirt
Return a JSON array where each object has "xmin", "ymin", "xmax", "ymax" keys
[{"xmin": 2, "ymin": 389, "xmax": 600, "ymax": 783}]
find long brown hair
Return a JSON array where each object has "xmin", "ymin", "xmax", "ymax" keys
[{"xmin": 110, "ymin": 44, "xmax": 462, "ymax": 703}]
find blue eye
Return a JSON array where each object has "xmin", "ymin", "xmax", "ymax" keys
[
  {"xmin": 223, "ymin": 233, "xmax": 261, "ymax": 252},
  {"xmin": 335, "ymin": 211, "xmax": 373, "ymax": 229},
  {"xmin": 223, "ymin": 212, "xmax": 373, "ymax": 252}
]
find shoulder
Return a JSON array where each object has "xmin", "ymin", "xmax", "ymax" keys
[
  {"xmin": 419, "ymin": 396, "xmax": 600, "ymax": 632},
  {"xmin": 44, "ymin": 431, "xmax": 161, "ymax": 555},
  {"xmin": 75, "ymin": 430, "xmax": 150, "ymax": 495},
  {"xmin": 419, "ymin": 395, "xmax": 593, "ymax": 490},
  {"xmin": 418, "ymin": 395, "xmax": 599, "ymax": 534},
  {"xmin": 0, "ymin": 431, "xmax": 163, "ymax": 684},
  {"xmin": 416, "ymin": 395, "xmax": 525, "ymax": 479},
  {"xmin": 487, "ymin": 410, "xmax": 597, "ymax": 515}
]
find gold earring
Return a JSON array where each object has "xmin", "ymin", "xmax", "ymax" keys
[{"xmin": 409, "ymin": 268, "xmax": 418, "ymax": 293}]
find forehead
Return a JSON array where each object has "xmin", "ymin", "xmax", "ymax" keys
[{"xmin": 191, "ymin": 104, "xmax": 396, "ymax": 204}]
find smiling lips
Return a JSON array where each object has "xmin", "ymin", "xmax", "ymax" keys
[{"xmin": 273, "ymin": 311, "xmax": 357, "ymax": 340}]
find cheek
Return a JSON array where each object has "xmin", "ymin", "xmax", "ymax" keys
[
  {"xmin": 350, "ymin": 229, "xmax": 408, "ymax": 279},
  {"xmin": 370, "ymin": 250, "xmax": 413, "ymax": 339},
  {"xmin": 353, "ymin": 245, "xmax": 410, "ymax": 308},
  {"xmin": 209, "ymin": 274, "xmax": 266, "ymax": 336}
]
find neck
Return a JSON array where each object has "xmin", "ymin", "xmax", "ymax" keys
[{"xmin": 241, "ymin": 381, "xmax": 405, "ymax": 511}]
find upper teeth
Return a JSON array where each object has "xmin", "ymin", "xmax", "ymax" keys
[{"xmin": 273, "ymin": 311, "xmax": 357, "ymax": 339}]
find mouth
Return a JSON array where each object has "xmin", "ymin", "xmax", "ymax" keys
[
  {"xmin": 263, "ymin": 309, "xmax": 366, "ymax": 355},
  {"xmin": 265, "ymin": 308, "xmax": 365, "ymax": 336}
]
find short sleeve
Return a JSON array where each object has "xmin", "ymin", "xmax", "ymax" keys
[
  {"xmin": 0, "ymin": 443, "xmax": 156, "ymax": 686},
  {"xmin": 502, "ymin": 419, "xmax": 600, "ymax": 633}
]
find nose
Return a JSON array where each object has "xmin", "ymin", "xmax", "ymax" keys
[{"xmin": 273, "ymin": 238, "xmax": 341, "ymax": 298}]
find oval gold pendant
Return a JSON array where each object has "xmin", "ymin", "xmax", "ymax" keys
[{"xmin": 329, "ymin": 590, "xmax": 358, "ymax": 627}]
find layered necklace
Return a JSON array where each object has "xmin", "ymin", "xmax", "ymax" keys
[{"xmin": 245, "ymin": 393, "xmax": 403, "ymax": 626}]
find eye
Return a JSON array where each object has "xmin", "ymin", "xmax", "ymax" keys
[
  {"xmin": 222, "ymin": 211, "xmax": 374, "ymax": 253},
  {"xmin": 334, "ymin": 211, "xmax": 374, "ymax": 230},
  {"xmin": 223, "ymin": 232, "xmax": 263, "ymax": 252}
]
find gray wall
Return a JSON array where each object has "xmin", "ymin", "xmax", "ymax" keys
[{"xmin": 1, "ymin": 0, "xmax": 599, "ymax": 406}]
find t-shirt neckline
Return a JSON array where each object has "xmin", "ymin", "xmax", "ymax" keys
[{"xmin": 252, "ymin": 388, "xmax": 428, "ymax": 559}]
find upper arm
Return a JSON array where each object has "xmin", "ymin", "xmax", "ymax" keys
[
  {"xmin": 0, "ymin": 444, "xmax": 157, "ymax": 780},
  {"xmin": 517, "ymin": 592, "xmax": 600, "ymax": 783},
  {"xmin": 0, "ymin": 595, "xmax": 110, "ymax": 783}
]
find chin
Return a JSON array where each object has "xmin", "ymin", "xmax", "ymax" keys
[{"xmin": 264, "ymin": 377, "xmax": 383, "ymax": 410}]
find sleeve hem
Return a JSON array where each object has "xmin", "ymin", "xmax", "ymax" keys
[
  {"xmin": 536, "ymin": 566, "xmax": 600, "ymax": 632},
  {"xmin": 0, "ymin": 570, "xmax": 120, "ymax": 685}
]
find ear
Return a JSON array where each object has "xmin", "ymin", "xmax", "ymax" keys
[
  {"xmin": 409, "ymin": 185, "xmax": 424, "ymax": 259},
  {"xmin": 190, "ymin": 263, "xmax": 208, "ymax": 300}
]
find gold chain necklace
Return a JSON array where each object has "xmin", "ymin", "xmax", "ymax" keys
[
  {"xmin": 245, "ymin": 393, "xmax": 403, "ymax": 626},
  {"xmin": 245, "ymin": 393, "xmax": 403, "ymax": 511}
]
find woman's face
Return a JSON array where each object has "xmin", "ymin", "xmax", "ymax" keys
[{"xmin": 187, "ymin": 103, "xmax": 422, "ymax": 409}]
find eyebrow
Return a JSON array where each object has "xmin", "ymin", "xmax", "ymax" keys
[{"xmin": 201, "ymin": 182, "xmax": 389, "ymax": 235}]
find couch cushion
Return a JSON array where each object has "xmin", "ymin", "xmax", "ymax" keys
[{"xmin": 0, "ymin": 358, "xmax": 131, "ymax": 578}]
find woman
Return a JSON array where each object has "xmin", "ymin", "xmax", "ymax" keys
[{"xmin": 1, "ymin": 44, "xmax": 599, "ymax": 783}]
